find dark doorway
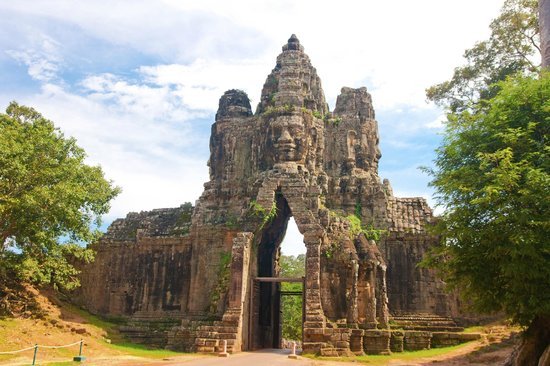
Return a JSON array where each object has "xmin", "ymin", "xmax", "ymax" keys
[{"xmin": 248, "ymin": 192, "xmax": 305, "ymax": 350}]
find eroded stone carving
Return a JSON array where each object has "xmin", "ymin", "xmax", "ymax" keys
[{"xmin": 78, "ymin": 35, "xmax": 461, "ymax": 355}]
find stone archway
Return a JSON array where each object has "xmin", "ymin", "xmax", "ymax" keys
[
  {"xmin": 246, "ymin": 189, "xmax": 315, "ymax": 350},
  {"xmin": 244, "ymin": 177, "xmax": 325, "ymax": 353},
  {"xmin": 252, "ymin": 191, "xmax": 292, "ymax": 349}
]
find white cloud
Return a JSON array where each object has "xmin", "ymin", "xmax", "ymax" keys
[
  {"xmin": 12, "ymin": 78, "xmax": 210, "ymax": 220},
  {"xmin": 6, "ymin": 34, "xmax": 62, "ymax": 82},
  {"xmin": 1, "ymin": 0, "xmax": 504, "ymax": 112},
  {"xmin": 159, "ymin": 0, "xmax": 504, "ymax": 111},
  {"xmin": 0, "ymin": 0, "xmax": 268, "ymax": 62},
  {"xmin": 139, "ymin": 58, "xmax": 270, "ymax": 110}
]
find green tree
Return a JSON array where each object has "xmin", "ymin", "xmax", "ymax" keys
[
  {"xmin": 426, "ymin": 0, "xmax": 540, "ymax": 112},
  {"xmin": 0, "ymin": 102, "xmax": 120, "ymax": 295},
  {"xmin": 279, "ymin": 254, "xmax": 305, "ymax": 342},
  {"xmin": 424, "ymin": 73, "xmax": 549, "ymax": 364}
]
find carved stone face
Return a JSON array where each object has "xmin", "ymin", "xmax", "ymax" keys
[{"xmin": 269, "ymin": 115, "xmax": 307, "ymax": 163}]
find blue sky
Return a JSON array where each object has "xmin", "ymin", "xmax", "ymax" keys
[{"xmin": 0, "ymin": 0, "xmax": 505, "ymax": 255}]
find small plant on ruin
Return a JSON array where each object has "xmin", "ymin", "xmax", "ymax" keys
[
  {"xmin": 322, "ymin": 112, "xmax": 342, "ymax": 126},
  {"xmin": 263, "ymin": 104, "xmax": 296, "ymax": 118},
  {"xmin": 354, "ymin": 202, "xmax": 362, "ymax": 218},
  {"xmin": 312, "ymin": 110, "xmax": 323, "ymax": 119},
  {"xmin": 248, "ymin": 199, "xmax": 278, "ymax": 229},
  {"xmin": 224, "ymin": 214, "xmax": 240, "ymax": 230},
  {"xmin": 346, "ymin": 214, "xmax": 385, "ymax": 242},
  {"xmin": 209, "ymin": 252, "xmax": 232, "ymax": 314},
  {"xmin": 322, "ymin": 241, "xmax": 342, "ymax": 259},
  {"xmin": 283, "ymin": 104, "xmax": 295, "ymax": 113}
]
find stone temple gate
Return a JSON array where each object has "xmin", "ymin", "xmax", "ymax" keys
[{"xmin": 79, "ymin": 35, "xmax": 467, "ymax": 355}]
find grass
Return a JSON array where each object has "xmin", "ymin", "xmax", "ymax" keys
[
  {"xmin": 462, "ymin": 325, "xmax": 486, "ymax": 333},
  {"xmin": 60, "ymin": 302, "xmax": 120, "ymax": 333},
  {"xmin": 305, "ymin": 342, "xmax": 475, "ymax": 365},
  {"xmin": 0, "ymin": 295, "xmax": 194, "ymax": 365},
  {"xmin": 63, "ymin": 304, "xmax": 188, "ymax": 358},
  {"xmin": 106, "ymin": 342, "xmax": 188, "ymax": 359}
]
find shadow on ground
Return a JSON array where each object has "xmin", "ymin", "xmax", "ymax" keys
[{"xmin": 425, "ymin": 334, "xmax": 517, "ymax": 365}]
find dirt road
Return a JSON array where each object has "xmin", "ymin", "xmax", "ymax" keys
[{"xmin": 94, "ymin": 349, "xmax": 317, "ymax": 366}]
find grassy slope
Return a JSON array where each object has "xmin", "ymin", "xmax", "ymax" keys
[
  {"xmin": 306, "ymin": 343, "xmax": 474, "ymax": 365},
  {"xmin": 0, "ymin": 287, "xmax": 186, "ymax": 365}
]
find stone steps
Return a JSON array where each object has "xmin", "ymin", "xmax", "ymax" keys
[
  {"xmin": 391, "ymin": 325, "xmax": 465, "ymax": 332},
  {"xmin": 390, "ymin": 314, "xmax": 463, "ymax": 332},
  {"xmin": 116, "ymin": 319, "xmax": 181, "ymax": 349},
  {"xmin": 195, "ymin": 337, "xmax": 237, "ymax": 353},
  {"xmin": 193, "ymin": 322, "xmax": 240, "ymax": 353},
  {"xmin": 117, "ymin": 325, "xmax": 167, "ymax": 347}
]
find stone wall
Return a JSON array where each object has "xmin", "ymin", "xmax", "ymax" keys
[{"xmin": 380, "ymin": 198, "xmax": 460, "ymax": 317}]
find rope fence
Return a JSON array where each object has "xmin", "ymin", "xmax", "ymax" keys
[{"xmin": 0, "ymin": 339, "xmax": 86, "ymax": 364}]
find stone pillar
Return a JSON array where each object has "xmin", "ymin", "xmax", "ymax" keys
[
  {"xmin": 304, "ymin": 238, "xmax": 323, "ymax": 323},
  {"xmin": 350, "ymin": 329, "xmax": 365, "ymax": 355},
  {"xmin": 219, "ymin": 232, "xmax": 253, "ymax": 352},
  {"xmin": 376, "ymin": 265, "xmax": 390, "ymax": 328},
  {"xmin": 302, "ymin": 234, "xmax": 326, "ymax": 354},
  {"xmin": 347, "ymin": 258, "xmax": 359, "ymax": 324},
  {"xmin": 390, "ymin": 331, "xmax": 404, "ymax": 353}
]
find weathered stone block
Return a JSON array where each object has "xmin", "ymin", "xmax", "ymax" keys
[
  {"xmin": 404, "ymin": 331, "xmax": 432, "ymax": 351},
  {"xmin": 320, "ymin": 347, "xmax": 339, "ymax": 357},
  {"xmin": 431, "ymin": 332, "xmax": 481, "ymax": 348},
  {"xmin": 390, "ymin": 331, "xmax": 404, "ymax": 353},
  {"xmin": 363, "ymin": 330, "xmax": 391, "ymax": 355}
]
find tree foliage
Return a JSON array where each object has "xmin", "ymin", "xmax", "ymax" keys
[
  {"xmin": 280, "ymin": 254, "xmax": 305, "ymax": 341},
  {"xmin": 0, "ymin": 102, "xmax": 120, "ymax": 292},
  {"xmin": 423, "ymin": 72, "xmax": 550, "ymax": 326},
  {"xmin": 426, "ymin": 0, "xmax": 540, "ymax": 112}
]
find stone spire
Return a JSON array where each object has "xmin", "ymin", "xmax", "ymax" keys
[
  {"xmin": 257, "ymin": 34, "xmax": 328, "ymax": 114},
  {"xmin": 282, "ymin": 34, "xmax": 304, "ymax": 52},
  {"xmin": 215, "ymin": 89, "xmax": 252, "ymax": 121}
]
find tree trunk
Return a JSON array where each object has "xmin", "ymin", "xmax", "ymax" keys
[
  {"xmin": 506, "ymin": 315, "xmax": 550, "ymax": 366},
  {"xmin": 541, "ymin": 0, "xmax": 550, "ymax": 68}
]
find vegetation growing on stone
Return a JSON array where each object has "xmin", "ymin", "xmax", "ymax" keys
[
  {"xmin": 323, "ymin": 113, "xmax": 342, "ymax": 126},
  {"xmin": 346, "ymin": 215, "xmax": 385, "ymax": 242},
  {"xmin": 262, "ymin": 104, "xmax": 296, "ymax": 118},
  {"xmin": 209, "ymin": 251, "xmax": 232, "ymax": 314},
  {"xmin": 248, "ymin": 199, "xmax": 278, "ymax": 229}
]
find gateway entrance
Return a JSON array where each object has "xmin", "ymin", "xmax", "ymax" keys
[{"xmin": 249, "ymin": 276, "xmax": 304, "ymax": 350}]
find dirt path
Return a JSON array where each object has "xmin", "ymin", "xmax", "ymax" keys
[
  {"xmin": 86, "ymin": 349, "xmax": 315, "ymax": 366},
  {"xmin": 65, "ymin": 341, "xmax": 514, "ymax": 366}
]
